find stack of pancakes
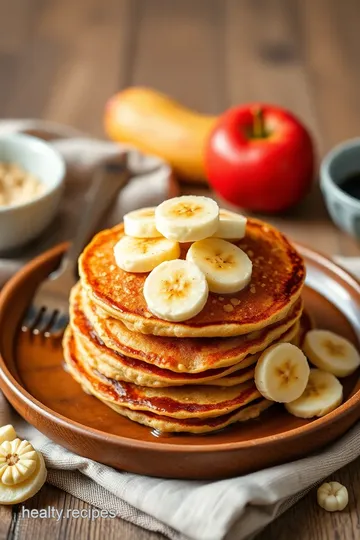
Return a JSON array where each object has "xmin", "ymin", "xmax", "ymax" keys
[{"xmin": 63, "ymin": 218, "xmax": 308, "ymax": 434}]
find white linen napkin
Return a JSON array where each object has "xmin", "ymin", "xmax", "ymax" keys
[{"xmin": 0, "ymin": 120, "xmax": 359, "ymax": 540}]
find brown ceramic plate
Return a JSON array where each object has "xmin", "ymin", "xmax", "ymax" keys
[{"xmin": 0, "ymin": 244, "xmax": 359, "ymax": 480}]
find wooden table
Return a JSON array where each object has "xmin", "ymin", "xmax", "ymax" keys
[{"xmin": 1, "ymin": 0, "xmax": 360, "ymax": 539}]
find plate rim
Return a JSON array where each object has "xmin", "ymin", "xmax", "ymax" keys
[{"xmin": 0, "ymin": 242, "xmax": 360, "ymax": 453}]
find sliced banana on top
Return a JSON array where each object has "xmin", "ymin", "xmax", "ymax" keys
[
  {"xmin": 212, "ymin": 209, "xmax": 247, "ymax": 240},
  {"xmin": 124, "ymin": 207, "xmax": 162, "ymax": 238},
  {"xmin": 255, "ymin": 343, "xmax": 310, "ymax": 403},
  {"xmin": 285, "ymin": 369, "xmax": 343, "ymax": 418},
  {"xmin": 143, "ymin": 259, "xmax": 208, "ymax": 322},
  {"xmin": 155, "ymin": 195, "xmax": 219, "ymax": 242},
  {"xmin": 303, "ymin": 329, "xmax": 360, "ymax": 377},
  {"xmin": 0, "ymin": 425, "xmax": 17, "ymax": 445},
  {"xmin": 114, "ymin": 235, "xmax": 180, "ymax": 273},
  {"xmin": 186, "ymin": 238, "xmax": 252, "ymax": 294}
]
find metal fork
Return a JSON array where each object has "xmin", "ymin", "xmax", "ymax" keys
[{"xmin": 21, "ymin": 154, "xmax": 130, "ymax": 338}]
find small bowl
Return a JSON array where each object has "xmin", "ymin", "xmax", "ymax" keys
[
  {"xmin": 0, "ymin": 134, "xmax": 65, "ymax": 252},
  {"xmin": 320, "ymin": 138, "xmax": 360, "ymax": 240}
]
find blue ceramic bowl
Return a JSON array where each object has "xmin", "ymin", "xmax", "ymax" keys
[{"xmin": 320, "ymin": 138, "xmax": 360, "ymax": 240}]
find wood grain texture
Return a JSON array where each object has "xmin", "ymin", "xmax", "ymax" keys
[
  {"xmin": 0, "ymin": 0, "xmax": 359, "ymax": 539},
  {"xmin": 257, "ymin": 456, "xmax": 360, "ymax": 540},
  {"xmin": 13, "ymin": 485, "xmax": 164, "ymax": 540},
  {"xmin": 0, "ymin": 505, "xmax": 13, "ymax": 540},
  {"xmin": 131, "ymin": 0, "xmax": 225, "ymax": 113}
]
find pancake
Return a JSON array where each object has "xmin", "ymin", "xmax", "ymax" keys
[
  {"xmin": 102, "ymin": 399, "xmax": 273, "ymax": 434},
  {"xmin": 64, "ymin": 329, "xmax": 264, "ymax": 419},
  {"xmin": 79, "ymin": 218, "xmax": 305, "ymax": 338},
  {"xmin": 63, "ymin": 329, "xmax": 272, "ymax": 433},
  {"xmin": 76, "ymin": 285, "xmax": 303, "ymax": 373},
  {"xmin": 204, "ymin": 365, "xmax": 255, "ymax": 386},
  {"xmin": 206, "ymin": 315, "xmax": 311, "ymax": 386},
  {"xmin": 296, "ymin": 308, "xmax": 314, "ymax": 346},
  {"xmin": 71, "ymin": 286, "xmax": 302, "ymax": 386},
  {"xmin": 72, "ymin": 324, "xmax": 245, "ymax": 387},
  {"xmin": 73, "ymin": 322, "xmax": 299, "ymax": 387}
]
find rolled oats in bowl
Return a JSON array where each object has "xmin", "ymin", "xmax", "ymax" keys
[
  {"xmin": 0, "ymin": 133, "xmax": 65, "ymax": 251},
  {"xmin": 0, "ymin": 162, "xmax": 45, "ymax": 207}
]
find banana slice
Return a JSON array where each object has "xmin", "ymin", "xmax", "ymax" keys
[
  {"xmin": 0, "ymin": 439, "xmax": 38, "ymax": 486},
  {"xmin": 212, "ymin": 209, "xmax": 247, "ymax": 240},
  {"xmin": 317, "ymin": 482, "xmax": 348, "ymax": 512},
  {"xmin": 143, "ymin": 259, "xmax": 208, "ymax": 322},
  {"xmin": 285, "ymin": 369, "xmax": 343, "ymax": 418},
  {"xmin": 0, "ymin": 450, "xmax": 47, "ymax": 505},
  {"xmin": 124, "ymin": 207, "xmax": 162, "ymax": 238},
  {"xmin": 155, "ymin": 195, "xmax": 219, "ymax": 242},
  {"xmin": 186, "ymin": 238, "xmax": 252, "ymax": 294},
  {"xmin": 0, "ymin": 425, "xmax": 17, "ymax": 444},
  {"xmin": 303, "ymin": 329, "xmax": 360, "ymax": 377},
  {"xmin": 114, "ymin": 235, "xmax": 180, "ymax": 273},
  {"xmin": 255, "ymin": 343, "xmax": 310, "ymax": 403}
]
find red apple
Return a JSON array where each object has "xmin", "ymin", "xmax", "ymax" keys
[{"xmin": 205, "ymin": 104, "xmax": 315, "ymax": 213}]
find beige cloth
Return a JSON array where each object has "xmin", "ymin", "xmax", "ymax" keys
[{"xmin": 0, "ymin": 120, "xmax": 359, "ymax": 540}]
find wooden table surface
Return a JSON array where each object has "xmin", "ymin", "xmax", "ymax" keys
[{"xmin": 1, "ymin": 0, "xmax": 360, "ymax": 539}]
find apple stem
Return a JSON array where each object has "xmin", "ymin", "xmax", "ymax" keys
[{"xmin": 253, "ymin": 108, "xmax": 266, "ymax": 139}]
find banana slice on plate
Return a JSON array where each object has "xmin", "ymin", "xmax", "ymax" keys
[
  {"xmin": 0, "ymin": 438, "xmax": 47, "ymax": 505},
  {"xmin": 303, "ymin": 329, "xmax": 360, "ymax": 377},
  {"xmin": 114, "ymin": 235, "xmax": 180, "ymax": 273},
  {"xmin": 155, "ymin": 195, "xmax": 219, "ymax": 242},
  {"xmin": 124, "ymin": 207, "xmax": 162, "ymax": 238},
  {"xmin": 255, "ymin": 343, "xmax": 310, "ymax": 403},
  {"xmin": 0, "ymin": 425, "xmax": 17, "ymax": 445},
  {"xmin": 212, "ymin": 209, "xmax": 247, "ymax": 240},
  {"xmin": 285, "ymin": 369, "xmax": 343, "ymax": 418},
  {"xmin": 144, "ymin": 259, "xmax": 208, "ymax": 322},
  {"xmin": 186, "ymin": 238, "xmax": 252, "ymax": 294},
  {"xmin": 317, "ymin": 482, "xmax": 349, "ymax": 512}
]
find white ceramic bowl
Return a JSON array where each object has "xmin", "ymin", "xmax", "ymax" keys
[{"xmin": 0, "ymin": 134, "xmax": 65, "ymax": 252}]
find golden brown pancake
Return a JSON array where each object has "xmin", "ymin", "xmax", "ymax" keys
[
  {"xmin": 202, "ymin": 366, "xmax": 255, "ymax": 386},
  {"xmin": 65, "ymin": 329, "xmax": 263, "ymax": 419},
  {"xmin": 70, "ymin": 284, "xmax": 302, "ymax": 386},
  {"xmin": 73, "ymin": 321, "xmax": 299, "ymax": 387},
  {"xmin": 208, "ymin": 316, "xmax": 312, "ymax": 387},
  {"xmin": 75, "ymin": 285, "xmax": 303, "ymax": 373},
  {"xmin": 296, "ymin": 309, "xmax": 314, "ymax": 346},
  {"xmin": 63, "ymin": 329, "xmax": 272, "ymax": 433},
  {"xmin": 79, "ymin": 218, "xmax": 305, "ymax": 337}
]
